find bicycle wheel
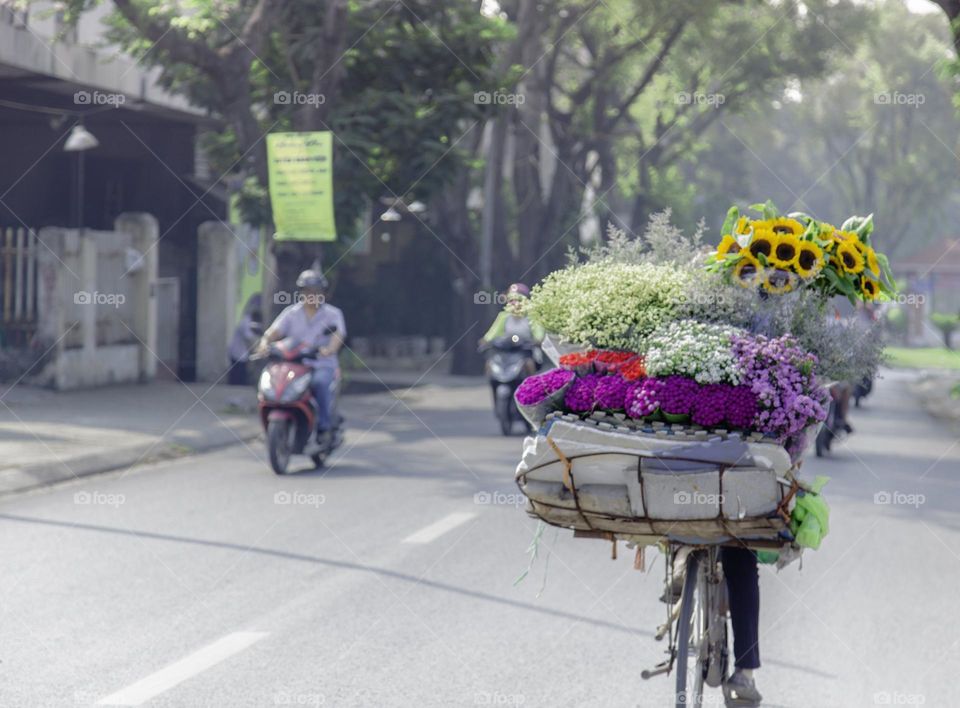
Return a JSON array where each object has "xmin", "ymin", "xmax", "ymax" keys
[{"xmin": 675, "ymin": 550, "xmax": 707, "ymax": 707}]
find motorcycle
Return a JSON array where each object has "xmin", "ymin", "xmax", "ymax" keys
[
  {"xmin": 480, "ymin": 334, "xmax": 537, "ymax": 436},
  {"xmin": 255, "ymin": 334, "xmax": 343, "ymax": 474}
]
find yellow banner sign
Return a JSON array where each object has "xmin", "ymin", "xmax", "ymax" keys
[{"xmin": 266, "ymin": 131, "xmax": 337, "ymax": 241}]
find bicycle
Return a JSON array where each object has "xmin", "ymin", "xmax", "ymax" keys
[{"xmin": 642, "ymin": 543, "xmax": 731, "ymax": 708}]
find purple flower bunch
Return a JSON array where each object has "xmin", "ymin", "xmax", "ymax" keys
[
  {"xmin": 515, "ymin": 368, "xmax": 575, "ymax": 406},
  {"xmin": 594, "ymin": 375, "xmax": 632, "ymax": 411},
  {"xmin": 691, "ymin": 383, "xmax": 729, "ymax": 427},
  {"xmin": 725, "ymin": 384, "xmax": 759, "ymax": 428},
  {"xmin": 625, "ymin": 377, "xmax": 664, "ymax": 418},
  {"xmin": 659, "ymin": 375, "xmax": 699, "ymax": 416},
  {"xmin": 731, "ymin": 333, "xmax": 827, "ymax": 441},
  {"xmin": 564, "ymin": 372, "xmax": 603, "ymax": 412}
]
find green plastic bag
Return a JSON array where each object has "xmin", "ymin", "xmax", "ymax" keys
[{"xmin": 789, "ymin": 475, "xmax": 830, "ymax": 550}]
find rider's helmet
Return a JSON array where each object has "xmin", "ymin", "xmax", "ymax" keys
[
  {"xmin": 506, "ymin": 282, "xmax": 530, "ymax": 300},
  {"xmin": 296, "ymin": 269, "xmax": 329, "ymax": 291}
]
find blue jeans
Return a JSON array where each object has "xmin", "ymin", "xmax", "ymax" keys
[{"xmin": 310, "ymin": 367, "xmax": 337, "ymax": 431}]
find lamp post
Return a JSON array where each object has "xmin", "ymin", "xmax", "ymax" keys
[{"xmin": 63, "ymin": 123, "xmax": 99, "ymax": 229}]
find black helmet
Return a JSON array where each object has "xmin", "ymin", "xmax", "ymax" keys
[{"xmin": 296, "ymin": 269, "xmax": 329, "ymax": 290}]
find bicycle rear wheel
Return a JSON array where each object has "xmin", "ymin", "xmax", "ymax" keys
[{"xmin": 675, "ymin": 550, "xmax": 707, "ymax": 708}]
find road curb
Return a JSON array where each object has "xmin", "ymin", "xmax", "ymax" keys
[{"xmin": 0, "ymin": 422, "xmax": 263, "ymax": 497}]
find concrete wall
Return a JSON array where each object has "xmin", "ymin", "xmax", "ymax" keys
[
  {"xmin": 195, "ymin": 222, "xmax": 240, "ymax": 382},
  {"xmin": 35, "ymin": 214, "xmax": 159, "ymax": 389}
]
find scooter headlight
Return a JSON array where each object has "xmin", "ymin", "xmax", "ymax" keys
[
  {"xmin": 280, "ymin": 373, "xmax": 312, "ymax": 403},
  {"xmin": 259, "ymin": 369, "xmax": 276, "ymax": 400}
]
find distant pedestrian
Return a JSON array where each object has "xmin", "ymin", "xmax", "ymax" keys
[{"xmin": 227, "ymin": 307, "xmax": 262, "ymax": 385}]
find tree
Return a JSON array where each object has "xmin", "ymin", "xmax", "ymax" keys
[{"xmin": 692, "ymin": 0, "xmax": 959, "ymax": 255}]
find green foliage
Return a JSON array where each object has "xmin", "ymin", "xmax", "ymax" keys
[{"xmin": 931, "ymin": 312, "xmax": 960, "ymax": 348}]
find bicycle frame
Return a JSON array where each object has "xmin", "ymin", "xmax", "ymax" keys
[{"xmin": 642, "ymin": 544, "xmax": 730, "ymax": 708}]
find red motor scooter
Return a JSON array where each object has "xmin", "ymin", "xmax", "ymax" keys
[{"xmin": 256, "ymin": 336, "xmax": 343, "ymax": 474}]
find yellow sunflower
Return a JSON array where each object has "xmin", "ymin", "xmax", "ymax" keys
[
  {"xmin": 735, "ymin": 216, "xmax": 752, "ymax": 235},
  {"xmin": 762, "ymin": 268, "xmax": 798, "ymax": 295},
  {"xmin": 771, "ymin": 232, "xmax": 801, "ymax": 268},
  {"xmin": 733, "ymin": 253, "xmax": 762, "ymax": 288},
  {"xmin": 861, "ymin": 245, "xmax": 880, "ymax": 276},
  {"xmin": 836, "ymin": 240, "xmax": 865, "ymax": 274},
  {"xmin": 860, "ymin": 277, "xmax": 880, "ymax": 301},
  {"xmin": 747, "ymin": 229, "xmax": 777, "ymax": 263},
  {"xmin": 795, "ymin": 241, "xmax": 825, "ymax": 278},
  {"xmin": 768, "ymin": 217, "xmax": 805, "ymax": 238},
  {"xmin": 715, "ymin": 234, "xmax": 742, "ymax": 261}
]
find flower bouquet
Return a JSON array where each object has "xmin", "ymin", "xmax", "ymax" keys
[
  {"xmin": 513, "ymin": 203, "xmax": 891, "ymax": 551},
  {"xmin": 514, "ymin": 368, "xmax": 576, "ymax": 427}
]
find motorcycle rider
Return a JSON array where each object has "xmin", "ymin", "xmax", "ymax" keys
[
  {"xmin": 479, "ymin": 283, "xmax": 545, "ymax": 372},
  {"xmin": 260, "ymin": 270, "xmax": 345, "ymax": 439}
]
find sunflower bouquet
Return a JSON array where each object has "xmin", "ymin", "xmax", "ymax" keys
[{"xmin": 708, "ymin": 200, "xmax": 896, "ymax": 304}]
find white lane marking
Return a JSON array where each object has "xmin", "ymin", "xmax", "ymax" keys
[
  {"xmin": 98, "ymin": 631, "xmax": 268, "ymax": 706},
  {"xmin": 402, "ymin": 511, "xmax": 476, "ymax": 544}
]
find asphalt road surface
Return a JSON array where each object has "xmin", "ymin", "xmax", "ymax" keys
[{"xmin": 1, "ymin": 370, "xmax": 957, "ymax": 707}]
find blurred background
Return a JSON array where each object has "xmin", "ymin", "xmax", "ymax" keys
[{"xmin": 1, "ymin": 0, "xmax": 960, "ymax": 384}]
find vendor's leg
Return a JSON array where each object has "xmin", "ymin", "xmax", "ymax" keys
[
  {"xmin": 310, "ymin": 367, "xmax": 335, "ymax": 431},
  {"xmin": 722, "ymin": 546, "xmax": 761, "ymax": 670}
]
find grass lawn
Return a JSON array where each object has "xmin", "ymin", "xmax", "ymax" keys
[{"xmin": 885, "ymin": 346, "xmax": 960, "ymax": 370}]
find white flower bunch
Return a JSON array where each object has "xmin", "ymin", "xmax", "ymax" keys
[
  {"xmin": 644, "ymin": 319, "xmax": 746, "ymax": 384},
  {"xmin": 527, "ymin": 261, "xmax": 691, "ymax": 350}
]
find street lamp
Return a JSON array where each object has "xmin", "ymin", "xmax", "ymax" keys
[{"xmin": 63, "ymin": 123, "xmax": 98, "ymax": 230}]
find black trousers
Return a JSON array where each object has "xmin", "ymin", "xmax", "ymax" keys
[{"xmin": 721, "ymin": 547, "xmax": 761, "ymax": 670}]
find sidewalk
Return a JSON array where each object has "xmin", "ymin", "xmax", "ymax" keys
[{"xmin": 0, "ymin": 369, "xmax": 484, "ymax": 496}]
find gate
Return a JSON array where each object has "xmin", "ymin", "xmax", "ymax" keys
[{"xmin": 0, "ymin": 226, "xmax": 37, "ymax": 347}]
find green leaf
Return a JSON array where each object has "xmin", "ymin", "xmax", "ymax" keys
[
  {"xmin": 720, "ymin": 205, "xmax": 739, "ymax": 237},
  {"xmin": 876, "ymin": 252, "xmax": 898, "ymax": 291},
  {"xmin": 749, "ymin": 199, "xmax": 780, "ymax": 220}
]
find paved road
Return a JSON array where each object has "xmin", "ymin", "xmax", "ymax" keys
[{"xmin": 0, "ymin": 371, "xmax": 957, "ymax": 707}]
